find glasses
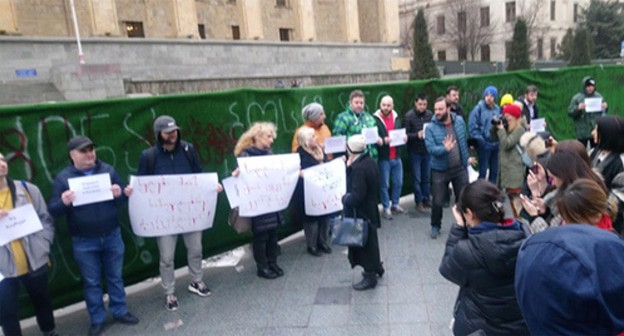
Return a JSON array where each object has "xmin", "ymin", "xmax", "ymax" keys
[{"xmin": 79, "ymin": 146, "xmax": 95, "ymax": 153}]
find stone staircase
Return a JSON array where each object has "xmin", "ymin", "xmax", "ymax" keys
[{"xmin": 0, "ymin": 81, "xmax": 65, "ymax": 106}]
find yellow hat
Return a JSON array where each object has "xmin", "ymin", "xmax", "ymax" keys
[{"xmin": 500, "ymin": 93, "xmax": 514, "ymax": 107}]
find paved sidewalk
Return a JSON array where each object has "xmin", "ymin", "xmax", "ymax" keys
[{"xmin": 21, "ymin": 197, "xmax": 458, "ymax": 336}]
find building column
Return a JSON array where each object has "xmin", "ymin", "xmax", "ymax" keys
[
  {"xmin": 241, "ymin": 0, "xmax": 264, "ymax": 40},
  {"xmin": 86, "ymin": 0, "xmax": 120, "ymax": 36},
  {"xmin": 344, "ymin": 0, "xmax": 360, "ymax": 43},
  {"xmin": 0, "ymin": 0, "xmax": 19, "ymax": 34},
  {"xmin": 380, "ymin": 0, "xmax": 400, "ymax": 43},
  {"xmin": 171, "ymin": 0, "xmax": 199, "ymax": 38},
  {"xmin": 297, "ymin": 0, "xmax": 316, "ymax": 41}
]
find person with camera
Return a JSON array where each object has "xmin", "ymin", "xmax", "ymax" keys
[
  {"xmin": 468, "ymin": 86, "xmax": 501, "ymax": 184},
  {"xmin": 490, "ymin": 104, "xmax": 527, "ymax": 218},
  {"xmin": 439, "ymin": 179, "xmax": 529, "ymax": 335}
]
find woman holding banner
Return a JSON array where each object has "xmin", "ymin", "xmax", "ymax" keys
[
  {"xmin": 233, "ymin": 122, "xmax": 285, "ymax": 280},
  {"xmin": 295, "ymin": 127, "xmax": 331, "ymax": 257},
  {"xmin": 342, "ymin": 135, "xmax": 383, "ymax": 291}
]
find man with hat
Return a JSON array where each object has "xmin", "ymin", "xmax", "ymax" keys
[
  {"xmin": 568, "ymin": 76, "xmax": 608, "ymax": 148},
  {"xmin": 291, "ymin": 102, "xmax": 332, "ymax": 152},
  {"xmin": 469, "ymin": 86, "xmax": 501, "ymax": 184},
  {"xmin": 127, "ymin": 115, "xmax": 213, "ymax": 312},
  {"xmin": 49, "ymin": 135, "xmax": 139, "ymax": 336}
]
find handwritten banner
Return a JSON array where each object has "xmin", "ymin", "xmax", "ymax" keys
[
  {"xmin": 303, "ymin": 158, "xmax": 346, "ymax": 216},
  {"xmin": 128, "ymin": 173, "xmax": 219, "ymax": 237},
  {"xmin": 237, "ymin": 153, "xmax": 300, "ymax": 217},
  {"xmin": 68, "ymin": 173, "xmax": 114, "ymax": 207},
  {"xmin": 0, "ymin": 204, "xmax": 43, "ymax": 246}
]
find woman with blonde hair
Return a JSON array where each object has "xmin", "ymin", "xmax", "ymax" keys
[
  {"xmin": 557, "ymin": 178, "xmax": 618, "ymax": 232},
  {"xmin": 294, "ymin": 127, "xmax": 331, "ymax": 256},
  {"xmin": 232, "ymin": 122, "xmax": 284, "ymax": 279}
]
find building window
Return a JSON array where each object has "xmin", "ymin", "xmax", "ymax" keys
[
  {"xmin": 505, "ymin": 2, "xmax": 516, "ymax": 22},
  {"xmin": 505, "ymin": 41, "xmax": 512, "ymax": 60},
  {"xmin": 458, "ymin": 11, "xmax": 467, "ymax": 32},
  {"xmin": 438, "ymin": 50, "xmax": 446, "ymax": 61},
  {"xmin": 481, "ymin": 45, "xmax": 490, "ymax": 61},
  {"xmin": 276, "ymin": 0, "xmax": 287, "ymax": 6},
  {"xmin": 227, "ymin": 0, "xmax": 236, "ymax": 3},
  {"xmin": 436, "ymin": 16, "xmax": 445, "ymax": 35},
  {"xmin": 279, "ymin": 28, "xmax": 291, "ymax": 41},
  {"xmin": 573, "ymin": 3, "xmax": 579, "ymax": 22},
  {"xmin": 550, "ymin": 37, "xmax": 557, "ymax": 59},
  {"xmin": 537, "ymin": 38, "xmax": 544, "ymax": 59},
  {"xmin": 458, "ymin": 46, "xmax": 467, "ymax": 61},
  {"xmin": 124, "ymin": 21, "xmax": 145, "ymax": 38},
  {"xmin": 480, "ymin": 7, "xmax": 490, "ymax": 27},
  {"xmin": 231, "ymin": 25, "xmax": 240, "ymax": 40},
  {"xmin": 198, "ymin": 24, "xmax": 206, "ymax": 39},
  {"xmin": 550, "ymin": 1, "xmax": 556, "ymax": 20}
]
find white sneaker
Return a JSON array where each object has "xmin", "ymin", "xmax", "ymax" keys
[
  {"xmin": 391, "ymin": 205, "xmax": 405, "ymax": 214},
  {"xmin": 382, "ymin": 208, "xmax": 393, "ymax": 219}
]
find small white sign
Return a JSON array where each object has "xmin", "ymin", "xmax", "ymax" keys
[
  {"xmin": 323, "ymin": 136, "xmax": 347, "ymax": 154},
  {"xmin": 530, "ymin": 118, "xmax": 546, "ymax": 133},
  {"xmin": 222, "ymin": 176, "xmax": 241, "ymax": 208},
  {"xmin": 361, "ymin": 127, "xmax": 379, "ymax": 145},
  {"xmin": 584, "ymin": 97, "xmax": 603, "ymax": 113},
  {"xmin": 423, "ymin": 123, "xmax": 430, "ymax": 139},
  {"xmin": 0, "ymin": 204, "xmax": 44, "ymax": 246},
  {"xmin": 389, "ymin": 128, "xmax": 406, "ymax": 147},
  {"xmin": 68, "ymin": 173, "xmax": 114, "ymax": 207}
]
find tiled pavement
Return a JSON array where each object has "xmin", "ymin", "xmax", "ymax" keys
[{"xmin": 21, "ymin": 197, "xmax": 458, "ymax": 336}]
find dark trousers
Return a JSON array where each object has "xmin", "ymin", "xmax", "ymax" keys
[
  {"xmin": 0, "ymin": 266, "xmax": 55, "ymax": 336},
  {"xmin": 303, "ymin": 217, "xmax": 330, "ymax": 249},
  {"xmin": 477, "ymin": 143, "xmax": 499, "ymax": 185},
  {"xmin": 431, "ymin": 166, "xmax": 469, "ymax": 228},
  {"xmin": 252, "ymin": 228, "xmax": 278, "ymax": 268}
]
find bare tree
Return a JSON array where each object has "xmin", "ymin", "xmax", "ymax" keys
[
  {"xmin": 518, "ymin": 0, "xmax": 547, "ymax": 57},
  {"xmin": 445, "ymin": 0, "xmax": 497, "ymax": 61}
]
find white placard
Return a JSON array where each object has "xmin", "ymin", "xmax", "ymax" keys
[
  {"xmin": 530, "ymin": 118, "xmax": 546, "ymax": 133},
  {"xmin": 303, "ymin": 159, "xmax": 346, "ymax": 216},
  {"xmin": 584, "ymin": 97, "xmax": 603, "ymax": 113},
  {"xmin": 468, "ymin": 165, "xmax": 479, "ymax": 183},
  {"xmin": 0, "ymin": 272, "xmax": 4, "ymax": 283},
  {"xmin": 423, "ymin": 123, "xmax": 430, "ymax": 139},
  {"xmin": 237, "ymin": 153, "xmax": 300, "ymax": 217},
  {"xmin": 221, "ymin": 176, "xmax": 242, "ymax": 208},
  {"xmin": 323, "ymin": 136, "xmax": 347, "ymax": 154},
  {"xmin": 128, "ymin": 173, "xmax": 219, "ymax": 237},
  {"xmin": 389, "ymin": 128, "xmax": 406, "ymax": 147},
  {"xmin": 0, "ymin": 204, "xmax": 43, "ymax": 246},
  {"xmin": 67, "ymin": 173, "xmax": 114, "ymax": 207},
  {"xmin": 361, "ymin": 127, "xmax": 379, "ymax": 144}
]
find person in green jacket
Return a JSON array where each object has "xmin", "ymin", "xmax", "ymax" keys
[
  {"xmin": 333, "ymin": 90, "xmax": 380, "ymax": 159},
  {"xmin": 567, "ymin": 77, "xmax": 608, "ymax": 148}
]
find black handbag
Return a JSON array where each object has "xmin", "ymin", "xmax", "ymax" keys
[{"xmin": 329, "ymin": 209, "xmax": 369, "ymax": 247}]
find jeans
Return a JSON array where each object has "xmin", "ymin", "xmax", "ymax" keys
[
  {"xmin": 477, "ymin": 142, "xmax": 499, "ymax": 184},
  {"xmin": 379, "ymin": 158, "xmax": 404, "ymax": 209},
  {"xmin": 252, "ymin": 228, "xmax": 279, "ymax": 269},
  {"xmin": 71, "ymin": 227, "xmax": 128, "ymax": 324},
  {"xmin": 431, "ymin": 166, "xmax": 469, "ymax": 228},
  {"xmin": 410, "ymin": 152, "xmax": 431, "ymax": 203},
  {"xmin": 0, "ymin": 266, "xmax": 55, "ymax": 336},
  {"xmin": 156, "ymin": 231, "xmax": 204, "ymax": 295}
]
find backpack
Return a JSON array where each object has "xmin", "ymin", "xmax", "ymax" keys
[{"xmin": 145, "ymin": 140, "xmax": 195, "ymax": 174}]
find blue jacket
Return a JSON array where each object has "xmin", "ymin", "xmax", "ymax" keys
[
  {"xmin": 49, "ymin": 160, "xmax": 126, "ymax": 237},
  {"xmin": 425, "ymin": 113, "xmax": 470, "ymax": 171},
  {"xmin": 515, "ymin": 225, "xmax": 624, "ymax": 336},
  {"xmin": 468, "ymin": 100, "xmax": 501, "ymax": 146},
  {"xmin": 137, "ymin": 133, "xmax": 202, "ymax": 175}
]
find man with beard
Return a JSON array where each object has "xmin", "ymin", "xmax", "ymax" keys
[
  {"xmin": 425, "ymin": 98, "xmax": 475, "ymax": 239},
  {"xmin": 404, "ymin": 94, "xmax": 433, "ymax": 213},
  {"xmin": 517, "ymin": 85, "xmax": 540, "ymax": 125},
  {"xmin": 446, "ymin": 85, "xmax": 465, "ymax": 119},
  {"xmin": 333, "ymin": 89, "xmax": 380, "ymax": 159},
  {"xmin": 568, "ymin": 77, "xmax": 608, "ymax": 148},
  {"xmin": 469, "ymin": 86, "xmax": 500, "ymax": 184}
]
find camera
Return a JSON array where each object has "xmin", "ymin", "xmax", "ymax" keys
[{"xmin": 491, "ymin": 116, "xmax": 508, "ymax": 129}]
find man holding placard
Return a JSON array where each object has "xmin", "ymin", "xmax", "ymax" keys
[
  {"xmin": 49, "ymin": 136, "xmax": 138, "ymax": 336},
  {"xmin": 568, "ymin": 77, "xmax": 608, "ymax": 148},
  {"xmin": 333, "ymin": 90, "xmax": 381, "ymax": 159},
  {"xmin": 404, "ymin": 94, "xmax": 433, "ymax": 213},
  {"xmin": 374, "ymin": 95, "xmax": 407, "ymax": 219},
  {"xmin": 0, "ymin": 153, "xmax": 58, "ymax": 336}
]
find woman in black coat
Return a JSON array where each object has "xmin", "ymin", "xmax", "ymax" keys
[
  {"xmin": 439, "ymin": 180, "xmax": 529, "ymax": 335},
  {"xmin": 342, "ymin": 135, "xmax": 383, "ymax": 291},
  {"xmin": 233, "ymin": 122, "xmax": 284, "ymax": 280}
]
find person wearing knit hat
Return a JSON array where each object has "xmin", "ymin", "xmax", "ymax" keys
[
  {"xmin": 568, "ymin": 76, "xmax": 608, "ymax": 148},
  {"xmin": 342, "ymin": 133, "xmax": 383, "ymax": 291},
  {"xmin": 500, "ymin": 93, "xmax": 514, "ymax": 107},
  {"xmin": 468, "ymin": 85, "xmax": 501, "ymax": 184},
  {"xmin": 492, "ymin": 103, "xmax": 528, "ymax": 218},
  {"xmin": 291, "ymin": 102, "xmax": 332, "ymax": 153}
]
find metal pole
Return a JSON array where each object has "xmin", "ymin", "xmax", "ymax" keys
[{"xmin": 69, "ymin": 0, "xmax": 85, "ymax": 64}]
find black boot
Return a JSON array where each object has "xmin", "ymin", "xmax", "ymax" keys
[
  {"xmin": 361, "ymin": 262, "xmax": 384, "ymax": 278},
  {"xmin": 353, "ymin": 271, "xmax": 378, "ymax": 291}
]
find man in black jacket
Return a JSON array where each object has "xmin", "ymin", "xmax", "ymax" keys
[
  {"xmin": 516, "ymin": 85, "xmax": 539, "ymax": 125},
  {"xmin": 404, "ymin": 94, "xmax": 433, "ymax": 213},
  {"xmin": 446, "ymin": 85, "xmax": 465, "ymax": 119}
]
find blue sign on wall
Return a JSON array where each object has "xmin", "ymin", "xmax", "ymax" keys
[{"xmin": 15, "ymin": 69, "xmax": 38, "ymax": 77}]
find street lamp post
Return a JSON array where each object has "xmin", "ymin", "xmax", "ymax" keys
[{"xmin": 69, "ymin": 0, "xmax": 85, "ymax": 64}]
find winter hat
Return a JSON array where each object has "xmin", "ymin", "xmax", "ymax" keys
[
  {"xmin": 585, "ymin": 77, "xmax": 596, "ymax": 87},
  {"xmin": 347, "ymin": 134, "xmax": 367, "ymax": 154},
  {"xmin": 302, "ymin": 103, "xmax": 324, "ymax": 121},
  {"xmin": 500, "ymin": 93, "xmax": 514, "ymax": 107},
  {"xmin": 520, "ymin": 132, "xmax": 547, "ymax": 162},
  {"xmin": 502, "ymin": 104, "xmax": 522, "ymax": 119},
  {"xmin": 483, "ymin": 86, "xmax": 498, "ymax": 99}
]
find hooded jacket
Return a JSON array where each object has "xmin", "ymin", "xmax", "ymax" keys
[
  {"xmin": 439, "ymin": 221, "xmax": 529, "ymax": 335},
  {"xmin": 567, "ymin": 76, "xmax": 606, "ymax": 140},
  {"xmin": 373, "ymin": 109, "xmax": 402, "ymax": 160},
  {"xmin": 515, "ymin": 225, "xmax": 624, "ymax": 336},
  {"xmin": 137, "ymin": 128, "xmax": 202, "ymax": 176}
]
